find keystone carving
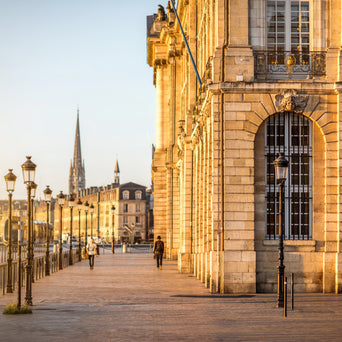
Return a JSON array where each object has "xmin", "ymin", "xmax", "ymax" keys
[{"xmin": 275, "ymin": 89, "xmax": 308, "ymax": 113}]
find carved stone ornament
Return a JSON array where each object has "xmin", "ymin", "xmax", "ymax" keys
[
  {"xmin": 275, "ymin": 89, "xmax": 308, "ymax": 113},
  {"xmin": 177, "ymin": 120, "xmax": 186, "ymax": 159},
  {"xmin": 191, "ymin": 124, "xmax": 202, "ymax": 148},
  {"xmin": 156, "ymin": 5, "xmax": 166, "ymax": 21}
]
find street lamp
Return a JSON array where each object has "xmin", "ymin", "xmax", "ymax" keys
[
  {"xmin": 77, "ymin": 199, "xmax": 82, "ymax": 262},
  {"xmin": 111, "ymin": 205, "xmax": 115, "ymax": 254},
  {"xmin": 30, "ymin": 182, "xmax": 37, "ymax": 284},
  {"xmin": 68, "ymin": 194, "xmax": 75, "ymax": 265},
  {"xmin": 273, "ymin": 152, "xmax": 289, "ymax": 308},
  {"xmin": 21, "ymin": 156, "xmax": 36, "ymax": 306},
  {"xmin": 4, "ymin": 169, "xmax": 17, "ymax": 293},
  {"xmin": 90, "ymin": 204, "xmax": 94, "ymax": 239},
  {"xmin": 43, "ymin": 186, "xmax": 52, "ymax": 276},
  {"xmin": 57, "ymin": 191, "xmax": 65, "ymax": 270},
  {"xmin": 84, "ymin": 201, "xmax": 89, "ymax": 249}
]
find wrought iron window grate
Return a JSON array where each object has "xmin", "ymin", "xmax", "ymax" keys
[{"xmin": 265, "ymin": 112, "xmax": 312, "ymax": 240}]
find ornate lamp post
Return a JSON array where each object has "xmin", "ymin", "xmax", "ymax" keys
[
  {"xmin": 57, "ymin": 191, "xmax": 65, "ymax": 270},
  {"xmin": 4, "ymin": 169, "xmax": 17, "ymax": 293},
  {"xmin": 30, "ymin": 182, "xmax": 37, "ymax": 283},
  {"xmin": 84, "ymin": 201, "xmax": 89, "ymax": 249},
  {"xmin": 68, "ymin": 194, "xmax": 75, "ymax": 265},
  {"xmin": 273, "ymin": 153, "xmax": 289, "ymax": 308},
  {"xmin": 77, "ymin": 199, "xmax": 82, "ymax": 262},
  {"xmin": 111, "ymin": 205, "xmax": 115, "ymax": 254},
  {"xmin": 43, "ymin": 186, "xmax": 52, "ymax": 276},
  {"xmin": 21, "ymin": 156, "xmax": 36, "ymax": 306},
  {"xmin": 90, "ymin": 204, "xmax": 94, "ymax": 239}
]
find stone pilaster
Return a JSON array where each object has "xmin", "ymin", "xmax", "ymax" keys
[
  {"xmin": 222, "ymin": 93, "xmax": 257, "ymax": 293},
  {"xmin": 152, "ymin": 150, "xmax": 167, "ymax": 245},
  {"xmin": 155, "ymin": 60, "xmax": 168, "ymax": 150},
  {"xmin": 225, "ymin": 0, "xmax": 254, "ymax": 82},
  {"xmin": 326, "ymin": 0, "xmax": 342, "ymax": 82},
  {"xmin": 178, "ymin": 137, "xmax": 193, "ymax": 273}
]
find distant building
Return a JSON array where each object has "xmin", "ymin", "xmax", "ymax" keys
[
  {"xmin": 69, "ymin": 109, "xmax": 86, "ymax": 195},
  {"xmin": 52, "ymin": 160, "xmax": 151, "ymax": 244},
  {"xmin": 0, "ymin": 200, "xmax": 27, "ymax": 242}
]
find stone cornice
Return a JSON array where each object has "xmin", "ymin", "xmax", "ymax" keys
[{"xmin": 208, "ymin": 81, "xmax": 337, "ymax": 95}]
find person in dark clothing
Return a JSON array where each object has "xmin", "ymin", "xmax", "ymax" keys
[{"xmin": 154, "ymin": 236, "xmax": 164, "ymax": 270}]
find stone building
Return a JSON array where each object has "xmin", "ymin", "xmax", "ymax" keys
[
  {"xmin": 52, "ymin": 179, "xmax": 148, "ymax": 244},
  {"xmin": 147, "ymin": 1, "xmax": 342, "ymax": 293},
  {"xmin": 0, "ymin": 200, "xmax": 27, "ymax": 242}
]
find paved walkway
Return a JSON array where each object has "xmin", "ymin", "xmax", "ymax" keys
[{"xmin": 0, "ymin": 253, "xmax": 341, "ymax": 341}]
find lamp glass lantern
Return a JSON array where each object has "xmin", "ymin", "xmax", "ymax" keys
[
  {"xmin": 21, "ymin": 156, "xmax": 36, "ymax": 184},
  {"xmin": 84, "ymin": 201, "xmax": 89, "ymax": 211},
  {"xmin": 69, "ymin": 194, "xmax": 75, "ymax": 207},
  {"xmin": 111, "ymin": 205, "xmax": 115, "ymax": 215},
  {"xmin": 43, "ymin": 186, "xmax": 52, "ymax": 202},
  {"xmin": 77, "ymin": 199, "xmax": 82, "ymax": 211},
  {"xmin": 90, "ymin": 204, "xmax": 94, "ymax": 213},
  {"xmin": 31, "ymin": 182, "xmax": 37, "ymax": 198},
  {"xmin": 4, "ymin": 169, "xmax": 17, "ymax": 193},
  {"xmin": 273, "ymin": 153, "xmax": 289, "ymax": 183},
  {"xmin": 57, "ymin": 191, "xmax": 65, "ymax": 206}
]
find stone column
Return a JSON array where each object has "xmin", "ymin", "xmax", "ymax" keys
[
  {"xmin": 178, "ymin": 136, "xmax": 194, "ymax": 273},
  {"xmin": 155, "ymin": 60, "xmax": 168, "ymax": 150}
]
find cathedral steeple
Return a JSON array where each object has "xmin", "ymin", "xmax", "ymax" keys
[
  {"xmin": 69, "ymin": 109, "xmax": 86, "ymax": 195},
  {"xmin": 114, "ymin": 159, "xmax": 120, "ymax": 184}
]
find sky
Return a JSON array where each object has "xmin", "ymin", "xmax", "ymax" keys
[{"xmin": 0, "ymin": 0, "xmax": 164, "ymax": 200}]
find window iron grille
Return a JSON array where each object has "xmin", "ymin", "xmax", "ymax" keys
[{"xmin": 265, "ymin": 112, "xmax": 312, "ymax": 240}]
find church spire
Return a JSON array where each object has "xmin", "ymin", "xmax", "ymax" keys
[
  {"xmin": 73, "ymin": 108, "xmax": 82, "ymax": 167},
  {"xmin": 114, "ymin": 159, "xmax": 120, "ymax": 184},
  {"xmin": 69, "ymin": 109, "xmax": 86, "ymax": 195}
]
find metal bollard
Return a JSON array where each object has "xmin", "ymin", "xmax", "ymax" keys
[
  {"xmin": 284, "ymin": 277, "xmax": 287, "ymax": 318},
  {"xmin": 291, "ymin": 273, "xmax": 294, "ymax": 310}
]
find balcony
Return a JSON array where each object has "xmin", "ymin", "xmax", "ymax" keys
[{"xmin": 254, "ymin": 51, "xmax": 326, "ymax": 80}]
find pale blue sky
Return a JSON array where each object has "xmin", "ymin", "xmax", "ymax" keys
[{"xmin": 0, "ymin": 0, "xmax": 163, "ymax": 199}]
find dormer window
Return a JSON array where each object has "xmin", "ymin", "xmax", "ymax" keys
[
  {"xmin": 123, "ymin": 191, "xmax": 129, "ymax": 200},
  {"xmin": 135, "ymin": 191, "xmax": 142, "ymax": 200}
]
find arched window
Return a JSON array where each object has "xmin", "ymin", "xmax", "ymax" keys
[{"xmin": 265, "ymin": 112, "xmax": 312, "ymax": 240}]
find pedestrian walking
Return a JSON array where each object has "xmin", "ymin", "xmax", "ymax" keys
[
  {"xmin": 154, "ymin": 235, "xmax": 164, "ymax": 270},
  {"xmin": 87, "ymin": 238, "xmax": 97, "ymax": 269}
]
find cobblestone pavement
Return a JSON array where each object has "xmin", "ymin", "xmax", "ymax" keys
[{"xmin": 0, "ymin": 252, "xmax": 341, "ymax": 342}]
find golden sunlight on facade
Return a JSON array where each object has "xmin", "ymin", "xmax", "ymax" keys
[{"xmin": 147, "ymin": 0, "xmax": 342, "ymax": 294}]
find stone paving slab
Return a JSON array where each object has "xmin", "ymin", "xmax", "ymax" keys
[{"xmin": 0, "ymin": 253, "xmax": 341, "ymax": 341}]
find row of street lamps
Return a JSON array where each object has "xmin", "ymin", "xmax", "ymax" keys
[
  {"xmin": 5, "ymin": 157, "xmax": 52, "ymax": 306},
  {"xmin": 55, "ymin": 193, "xmax": 117, "ymax": 267},
  {"xmin": 4, "ymin": 156, "xmax": 117, "ymax": 308},
  {"xmin": 7, "ymin": 154, "xmax": 287, "ymax": 308}
]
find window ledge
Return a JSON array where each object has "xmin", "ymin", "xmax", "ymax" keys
[{"xmin": 263, "ymin": 240, "xmax": 316, "ymax": 247}]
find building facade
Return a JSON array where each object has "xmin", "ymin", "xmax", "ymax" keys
[
  {"xmin": 51, "ymin": 181, "xmax": 148, "ymax": 244},
  {"xmin": 147, "ymin": 0, "xmax": 342, "ymax": 294}
]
